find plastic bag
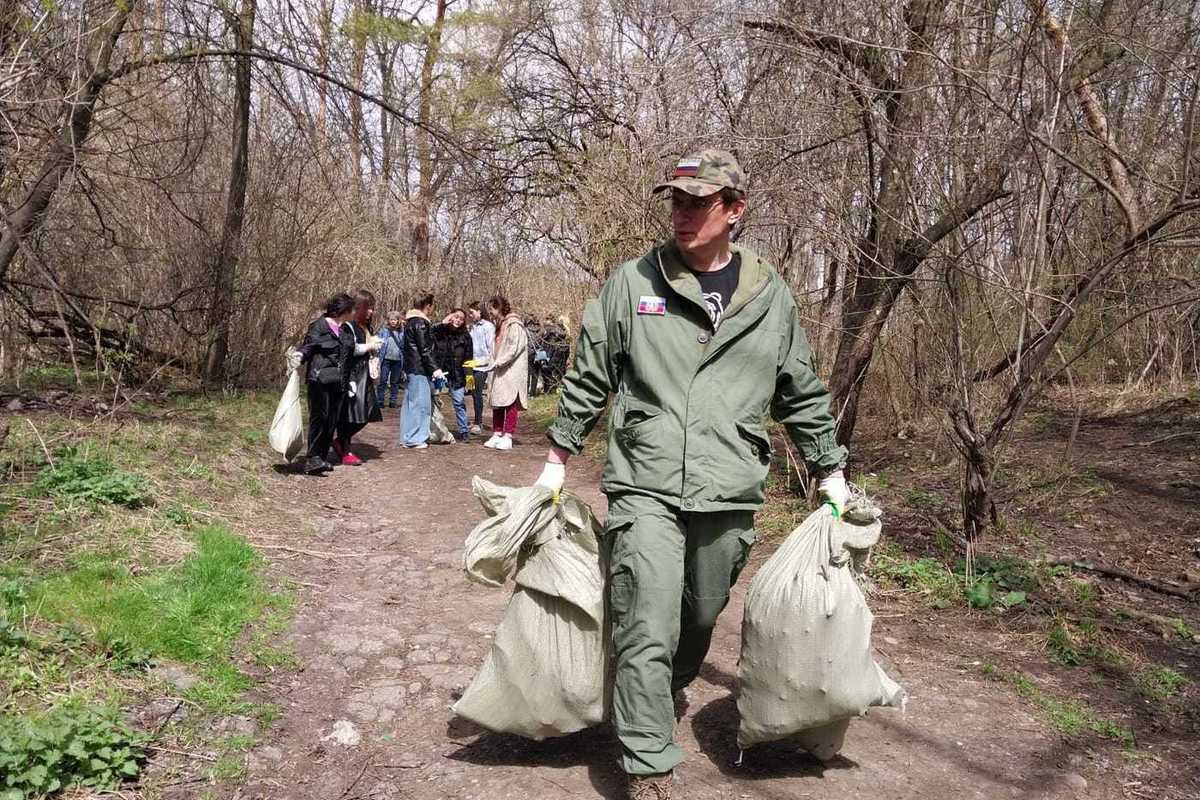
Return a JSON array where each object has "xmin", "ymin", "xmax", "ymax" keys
[
  {"xmin": 453, "ymin": 478, "xmax": 608, "ymax": 740},
  {"xmin": 268, "ymin": 348, "xmax": 304, "ymax": 461},
  {"xmin": 737, "ymin": 500, "xmax": 905, "ymax": 756},
  {"xmin": 428, "ymin": 391, "xmax": 455, "ymax": 444}
]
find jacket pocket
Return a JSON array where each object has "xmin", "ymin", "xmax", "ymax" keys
[
  {"xmin": 605, "ymin": 395, "xmax": 673, "ymax": 491},
  {"xmin": 735, "ymin": 420, "xmax": 772, "ymax": 465}
]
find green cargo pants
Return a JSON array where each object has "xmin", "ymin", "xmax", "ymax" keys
[{"xmin": 605, "ymin": 492, "xmax": 756, "ymax": 776}]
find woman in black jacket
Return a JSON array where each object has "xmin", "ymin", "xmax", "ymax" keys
[
  {"xmin": 400, "ymin": 291, "xmax": 442, "ymax": 448},
  {"xmin": 302, "ymin": 293, "xmax": 356, "ymax": 474},
  {"xmin": 431, "ymin": 308, "xmax": 474, "ymax": 441},
  {"xmin": 336, "ymin": 289, "xmax": 383, "ymax": 465}
]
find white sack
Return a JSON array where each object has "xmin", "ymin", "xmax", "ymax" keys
[
  {"xmin": 429, "ymin": 391, "xmax": 455, "ymax": 444},
  {"xmin": 737, "ymin": 501, "xmax": 905, "ymax": 755},
  {"xmin": 453, "ymin": 478, "xmax": 607, "ymax": 740},
  {"xmin": 268, "ymin": 349, "xmax": 304, "ymax": 461}
]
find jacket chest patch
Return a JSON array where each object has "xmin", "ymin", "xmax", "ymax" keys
[{"xmin": 637, "ymin": 296, "xmax": 667, "ymax": 315}]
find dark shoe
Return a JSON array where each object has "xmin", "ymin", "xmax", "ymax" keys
[
  {"xmin": 304, "ymin": 457, "xmax": 331, "ymax": 475},
  {"xmin": 628, "ymin": 772, "xmax": 673, "ymax": 800},
  {"xmin": 388, "ymin": 402, "xmax": 398, "ymax": 408},
  {"xmin": 455, "ymin": 432, "xmax": 469, "ymax": 442}
]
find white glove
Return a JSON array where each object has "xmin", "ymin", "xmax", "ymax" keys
[
  {"xmin": 817, "ymin": 470, "xmax": 849, "ymax": 515},
  {"xmin": 535, "ymin": 462, "xmax": 565, "ymax": 494},
  {"xmin": 367, "ymin": 336, "xmax": 383, "ymax": 353},
  {"xmin": 432, "ymin": 369, "xmax": 446, "ymax": 381}
]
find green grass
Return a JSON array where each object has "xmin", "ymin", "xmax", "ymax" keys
[
  {"xmin": 982, "ymin": 664, "xmax": 1135, "ymax": 747},
  {"xmin": 1131, "ymin": 665, "xmax": 1188, "ymax": 703},
  {"xmin": 31, "ymin": 527, "xmax": 264, "ymax": 665},
  {"xmin": 870, "ymin": 547, "xmax": 960, "ymax": 608},
  {"xmin": 0, "ymin": 375, "xmax": 295, "ymax": 795},
  {"xmin": 903, "ymin": 488, "xmax": 943, "ymax": 511},
  {"xmin": 1169, "ymin": 617, "xmax": 1197, "ymax": 641}
]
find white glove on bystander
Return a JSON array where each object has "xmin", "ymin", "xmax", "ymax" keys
[
  {"xmin": 817, "ymin": 469, "xmax": 850, "ymax": 515},
  {"xmin": 432, "ymin": 369, "xmax": 446, "ymax": 381},
  {"xmin": 535, "ymin": 462, "xmax": 565, "ymax": 494}
]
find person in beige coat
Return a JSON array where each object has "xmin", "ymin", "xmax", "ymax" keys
[{"xmin": 483, "ymin": 294, "xmax": 528, "ymax": 450}]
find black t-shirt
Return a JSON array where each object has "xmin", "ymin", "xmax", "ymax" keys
[{"xmin": 692, "ymin": 252, "xmax": 741, "ymax": 330}]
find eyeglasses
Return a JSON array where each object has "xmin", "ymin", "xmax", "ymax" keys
[{"xmin": 669, "ymin": 192, "xmax": 725, "ymax": 214}]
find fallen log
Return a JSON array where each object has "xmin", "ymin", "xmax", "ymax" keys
[{"xmin": 1049, "ymin": 558, "xmax": 1198, "ymax": 601}]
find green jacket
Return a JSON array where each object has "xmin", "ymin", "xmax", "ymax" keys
[{"xmin": 547, "ymin": 241, "xmax": 848, "ymax": 512}]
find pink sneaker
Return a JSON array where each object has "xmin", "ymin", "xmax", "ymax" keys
[{"xmin": 341, "ymin": 452, "xmax": 363, "ymax": 466}]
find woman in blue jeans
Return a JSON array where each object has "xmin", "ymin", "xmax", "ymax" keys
[
  {"xmin": 400, "ymin": 292, "xmax": 441, "ymax": 448},
  {"xmin": 375, "ymin": 311, "xmax": 406, "ymax": 408}
]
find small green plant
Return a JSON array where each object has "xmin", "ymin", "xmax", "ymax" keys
[
  {"xmin": 1132, "ymin": 665, "xmax": 1188, "ymax": 703},
  {"xmin": 1069, "ymin": 579, "xmax": 1097, "ymax": 606},
  {"xmin": 960, "ymin": 554, "xmax": 1062, "ymax": 610},
  {"xmin": 871, "ymin": 551, "xmax": 960, "ymax": 607},
  {"xmin": 982, "ymin": 665, "xmax": 1134, "ymax": 747},
  {"xmin": 160, "ymin": 502, "xmax": 194, "ymax": 527},
  {"xmin": 208, "ymin": 753, "xmax": 247, "ymax": 782},
  {"xmin": 1169, "ymin": 617, "xmax": 1197, "ymax": 641},
  {"xmin": 241, "ymin": 475, "xmax": 264, "ymax": 497},
  {"xmin": 99, "ymin": 634, "xmax": 154, "ymax": 673},
  {"xmin": 1, "ymin": 578, "xmax": 29, "ymax": 614},
  {"xmin": 33, "ymin": 448, "xmax": 148, "ymax": 508},
  {"xmin": 0, "ymin": 619, "xmax": 33, "ymax": 654},
  {"xmin": 904, "ymin": 488, "xmax": 943, "ymax": 510},
  {"xmin": 0, "ymin": 704, "xmax": 147, "ymax": 797},
  {"xmin": 1047, "ymin": 621, "xmax": 1084, "ymax": 666}
]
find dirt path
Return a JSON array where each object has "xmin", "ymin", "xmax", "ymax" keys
[{"xmin": 234, "ymin": 406, "xmax": 1115, "ymax": 800}]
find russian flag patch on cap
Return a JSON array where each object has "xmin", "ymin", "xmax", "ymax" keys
[{"xmin": 673, "ymin": 157, "xmax": 701, "ymax": 177}]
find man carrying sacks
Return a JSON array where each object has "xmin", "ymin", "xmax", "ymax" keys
[{"xmin": 534, "ymin": 149, "xmax": 850, "ymax": 799}]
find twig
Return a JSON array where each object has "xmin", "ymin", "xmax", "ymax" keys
[
  {"xmin": 1049, "ymin": 559, "xmax": 1197, "ymax": 601},
  {"xmin": 146, "ymin": 745, "xmax": 216, "ymax": 762},
  {"xmin": 1122, "ymin": 430, "xmax": 1200, "ymax": 447},
  {"xmin": 255, "ymin": 544, "xmax": 371, "ymax": 558},
  {"xmin": 24, "ymin": 418, "xmax": 54, "ymax": 467},
  {"xmin": 150, "ymin": 700, "xmax": 184, "ymax": 735},
  {"xmin": 337, "ymin": 760, "xmax": 372, "ymax": 799}
]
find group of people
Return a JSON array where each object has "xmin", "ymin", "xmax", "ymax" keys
[
  {"xmin": 297, "ymin": 290, "xmax": 530, "ymax": 474},
  {"xmin": 397, "ymin": 293, "xmax": 529, "ymax": 450}
]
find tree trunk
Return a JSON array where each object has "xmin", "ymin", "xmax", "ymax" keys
[
  {"xmin": 348, "ymin": 0, "xmax": 367, "ymax": 186},
  {"xmin": 411, "ymin": 0, "xmax": 448, "ymax": 263},
  {"xmin": 949, "ymin": 407, "xmax": 996, "ymax": 541},
  {"xmin": 0, "ymin": 4, "xmax": 135, "ymax": 285},
  {"xmin": 202, "ymin": 0, "xmax": 256, "ymax": 388}
]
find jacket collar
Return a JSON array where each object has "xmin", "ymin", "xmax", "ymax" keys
[
  {"xmin": 405, "ymin": 309, "xmax": 429, "ymax": 321},
  {"xmin": 654, "ymin": 240, "xmax": 771, "ymax": 328}
]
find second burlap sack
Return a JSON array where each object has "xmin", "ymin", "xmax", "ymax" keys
[{"xmin": 737, "ymin": 500, "xmax": 905, "ymax": 757}]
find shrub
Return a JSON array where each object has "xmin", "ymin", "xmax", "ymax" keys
[
  {"xmin": 33, "ymin": 449, "xmax": 148, "ymax": 508},
  {"xmin": 0, "ymin": 704, "xmax": 147, "ymax": 798}
]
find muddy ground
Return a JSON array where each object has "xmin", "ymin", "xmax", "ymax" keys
[{"xmin": 210, "ymin": 393, "xmax": 1197, "ymax": 800}]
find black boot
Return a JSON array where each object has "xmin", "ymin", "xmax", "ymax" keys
[{"xmin": 304, "ymin": 457, "xmax": 331, "ymax": 475}]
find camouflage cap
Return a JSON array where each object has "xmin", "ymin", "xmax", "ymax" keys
[{"xmin": 652, "ymin": 149, "xmax": 746, "ymax": 196}]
